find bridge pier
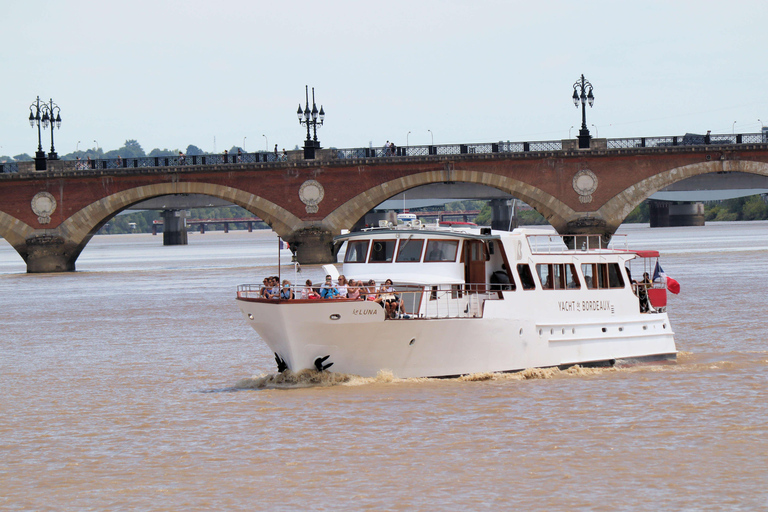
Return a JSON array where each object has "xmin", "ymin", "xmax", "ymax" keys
[
  {"xmin": 162, "ymin": 210, "xmax": 188, "ymax": 245},
  {"xmin": 21, "ymin": 235, "xmax": 79, "ymax": 273},
  {"xmin": 649, "ymin": 200, "xmax": 705, "ymax": 227},
  {"xmin": 490, "ymin": 199, "xmax": 517, "ymax": 231},
  {"xmin": 286, "ymin": 228, "xmax": 340, "ymax": 265}
]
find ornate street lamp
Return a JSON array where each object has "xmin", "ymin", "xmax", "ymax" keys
[
  {"xmin": 28, "ymin": 96, "xmax": 62, "ymax": 170},
  {"xmin": 297, "ymin": 85, "xmax": 325, "ymax": 159},
  {"xmin": 572, "ymin": 74, "xmax": 594, "ymax": 149}
]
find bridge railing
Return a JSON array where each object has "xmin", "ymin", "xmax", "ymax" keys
[
  {"xmin": 0, "ymin": 162, "xmax": 20, "ymax": 173},
  {"xmin": 4, "ymin": 131, "xmax": 767, "ymax": 174}
]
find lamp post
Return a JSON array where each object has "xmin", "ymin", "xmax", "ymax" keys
[
  {"xmin": 297, "ymin": 85, "xmax": 325, "ymax": 159},
  {"xmin": 591, "ymin": 124, "xmax": 598, "ymax": 137},
  {"xmin": 29, "ymin": 96, "xmax": 62, "ymax": 170},
  {"xmin": 572, "ymin": 74, "xmax": 595, "ymax": 149},
  {"xmin": 262, "ymin": 134, "xmax": 268, "ymax": 151},
  {"xmin": 243, "ymin": 137, "xmax": 247, "ymax": 151},
  {"xmin": 407, "ymin": 131, "xmax": 411, "ymax": 150},
  {"xmin": 428, "ymin": 129, "xmax": 433, "ymax": 145}
]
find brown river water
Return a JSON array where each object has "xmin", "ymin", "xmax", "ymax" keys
[{"xmin": 1, "ymin": 222, "xmax": 767, "ymax": 511}]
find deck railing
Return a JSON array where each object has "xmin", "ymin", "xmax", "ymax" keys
[
  {"xmin": 526, "ymin": 233, "xmax": 629, "ymax": 253},
  {"xmin": 236, "ymin": 283, "xmax": 502, "ymax": 319}
]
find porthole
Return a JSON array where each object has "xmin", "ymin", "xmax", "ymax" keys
[
  {"xmin": 561, "ymin": 328, "xmax": 565, "ymax": 335},
  {"xmin": 601, "ymin": 327, "xmax": 607, "ymax": 333},
  {"xmin": 550, "ymin": 328, "xmax": 554, "ymax": 335},
  {"xmin": 538, "ymin": 329, "xmax": 542, "ymax": 336},
  {"xmin": 571, "ymin": 328, "xmax": 576, "ymax": 334},
  {"xmin": 519, "ymin": 328, "xmax": 524, "ymax": 337},
  {"xmin": 643, "ymin": 325, "xmax": 648, "ymax": 331},
  {"xmin": 247, "ymin": 313, "xmax": 254, "ymax": 320},
  {"xmin": 618, "ymin": 327, "xmax": 624, "ymax": 332},
  {"xmin": 330, "ymin": 314, "xmax": 341, "ymax": 321},
  {"xmin": 663, "ymin": 323, "xmax": 667, "ymax": 329},
  {"xmin": 409, "ymin": 338, "xmax": 416, "ymax": 346}
]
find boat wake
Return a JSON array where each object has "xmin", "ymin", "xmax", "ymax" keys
[{"xmin": 231, "ymin": 352, "xmax": 767, "ymax": 390}]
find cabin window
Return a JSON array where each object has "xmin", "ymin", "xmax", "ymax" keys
[
  {"xmin": 424, "ymin": 240, "xmax": 459, "ymax": 262},
  {"xmin": 607, "ymin": 263, "xmax": 625, "ymax": 288},
  {"xmin": 396, "ymin": 238, "xmax": 424, "ymax": 262},
  {"xmin": 369, "ymin": 240, "xmax": 397, "ymax": 263},
  {"xmin": 565, "ymin": 264, "xmax": 580, "ymax": 289},
  {"xmin": 517, "ymin": 264, "xmax": 536, "ymax": 290},
  {"xmin": 581, "ymin": 263, "xmax": 624, "ymax": 289},
  {"xmin": 537, "ymin": 264, "xmax": 554, "ymax": 290},
  {"xmin": 344, "ymin": 240, "xmax": 370, "ymax": 263},
  {"xmin": 536, "ymin": 263, "xmax": 580, "ymax": 290}
]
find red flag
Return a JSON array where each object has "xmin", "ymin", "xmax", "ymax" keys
[{"xmin": 666, "ymin": 276, "xmax": 681, "ymax": 294}]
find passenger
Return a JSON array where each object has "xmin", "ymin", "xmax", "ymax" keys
[
  {"xmin": 268, "ymin": 277, "xmax": 280, "ymax": 299},
  {"xmin": 365, "ymin": 280, "xmax": 379, "ymax": 302},
  {"xmin": 379, "ymin": 279, "xmax": 402, "ymax": 318},
  {"xmin": 280, "ymin": 280, "xmax": 294, "ymax": 300},
  {"xmin": 301, "ymin": 279, "xmax": 321, "ymax": 299},
  {"xmin": 337, "ymin": 275, "xmax": 349, "ymax": 298},
  {"xmin": 320, "ymin": 275, "xmax": 340, "ymax": 299},
  {"xmin": 259, "ymin": 277, "xmax": 270, "ymax": 298},
  {"xmin": 347, "ymin": 279, "xmax": 361, "ymax": 300}
]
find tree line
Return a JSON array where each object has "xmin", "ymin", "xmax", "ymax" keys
[{"xmin": 1, "ymin": 139, "xmax": 246, "ymax": 163}]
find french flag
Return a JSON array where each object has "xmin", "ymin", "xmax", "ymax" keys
[{"xmin": 653, "ymin": 262, "xmax": 680, "ymax": 294}]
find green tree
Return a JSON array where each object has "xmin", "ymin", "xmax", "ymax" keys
[
  {"xmin": 13, "ymin": 153, "xmax": 33, "ymax": 161},
  {"xmin": 186, "ymin": 144, "xmax": 204, "ymax": 156},
  {"xmin": 148, "ymin": 148, "xmax": 177, "ymax": 157},
  {"xmin": 120, "ymin": 140, "xmax": 146, "ymax": 158},
  {"xmin": 742, "ymin": 196, "xmax": 768, "ymax": 220}
]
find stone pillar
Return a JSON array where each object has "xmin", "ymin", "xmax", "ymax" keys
[
  {"xmin": 490, "ymin": 199, "xmax": 516, "ymax": 231},
  {"xmin": 22, "ymin": 235, "xmax": 78, "ymax": 273},
  {"xmin": 649, "ymin": 200, "xmax": 670, "ymax": 228},
  {"xmin": 669, "ymin": 202, "xmax": 705, "ymax": 226},
  {"xmin": 287, "ymin": 228, "xmax": 339, "ymax": 264},
  {"xmin": 162, "ymin": 210, "xmax": 188, "ymax": 245}
]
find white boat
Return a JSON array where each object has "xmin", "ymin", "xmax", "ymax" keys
[{"xmin": 236, "ymin": 223, "xmax": 676, "ymax": 378}]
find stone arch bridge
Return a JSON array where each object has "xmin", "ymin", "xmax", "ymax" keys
[{"xmin": 2, "ymin": 143, "xmax": 768, "ymax": 272}]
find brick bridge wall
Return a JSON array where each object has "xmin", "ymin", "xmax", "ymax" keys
[{"xmin": 2, "ymin": 144, "xmax": 768, "ymax": 271}]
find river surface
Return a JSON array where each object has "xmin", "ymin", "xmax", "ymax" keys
[{"xmin": 1, "ymin": 222, "xmax": 767, "ymax": 511}]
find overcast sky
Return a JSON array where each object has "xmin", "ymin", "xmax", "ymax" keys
[{"xmin": 3, "ymin": 0, "xmax": 767, "ymax": 158}]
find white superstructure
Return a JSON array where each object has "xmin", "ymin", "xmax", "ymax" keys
[{"xmin": 237, "ymin": 225, "xmax": 676, "ymax": 378}]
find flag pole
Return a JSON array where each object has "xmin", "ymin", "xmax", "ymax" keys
[{"xmin": 278, "ymin": 236, "xmax": 282, "ymax": 288}]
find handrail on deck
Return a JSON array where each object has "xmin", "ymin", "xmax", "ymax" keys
[{"xmin": 237, "ymin": 283, "xmax": 502, "ymax": 319}]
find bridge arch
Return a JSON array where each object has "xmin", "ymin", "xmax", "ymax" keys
[
  {"xmin": 12, "ymin": 181, "xmax": 305, "ymax": 272},
  {"xmin": 598, "ymin": 159, "xmax": 768, "ymax": 232},
  {"xmin": 320, "ymin": 170, "xmax": 577, "ymax": 233}
]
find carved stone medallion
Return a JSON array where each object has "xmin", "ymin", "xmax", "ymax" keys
[
  {"xmin": 31, "ymin": 191, "xmax": 57, "ymax": 224},
  {"xmin": 572, "ymin": 169, "xmax": 598, "ymax": 204},
  {"xmin": 298, "ymin": 179, "xmax": 324, "ymax": 214}
]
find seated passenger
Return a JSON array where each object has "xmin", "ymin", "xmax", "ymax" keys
[
  {"xmin": 280, "ymin": 280, "xmax": 294, "ymax": 300},
  {"xmin": 347, "ymin": 279, "xmax": 361, "ymax": 300},
  {"xmin": 301, "ymin": 279, "xmax": 321, "ymax": 299},
  {"xmin": 379, "ymin": 279, "xmax": 403, "ymax": 318},
  {"xmin": 266, "ymin": 277, "xmax": 280, "ymax": 299},
  {"xmin": 319, "ymin": 275, "xmax": 340, "ymax": 299},
  {"xmin": 337, "ymin": 275, "xmax": 349, "ymax": 298},
  {"xmin": 259, "ymin": 277, "xmax": 270, "ymax": 298},
  {"xmin": 364, "ymin": 280, "xmax": 379, "ymax": 301}
]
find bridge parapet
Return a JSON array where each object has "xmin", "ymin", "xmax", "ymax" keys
[{"xmin": 3, "ymin": 131, "xmax": 768, "ymax": 176}]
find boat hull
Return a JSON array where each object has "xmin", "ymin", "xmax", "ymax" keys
[{"xmin": 237, "ymin": 297, "xmax": 676, "ymax": 378}]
